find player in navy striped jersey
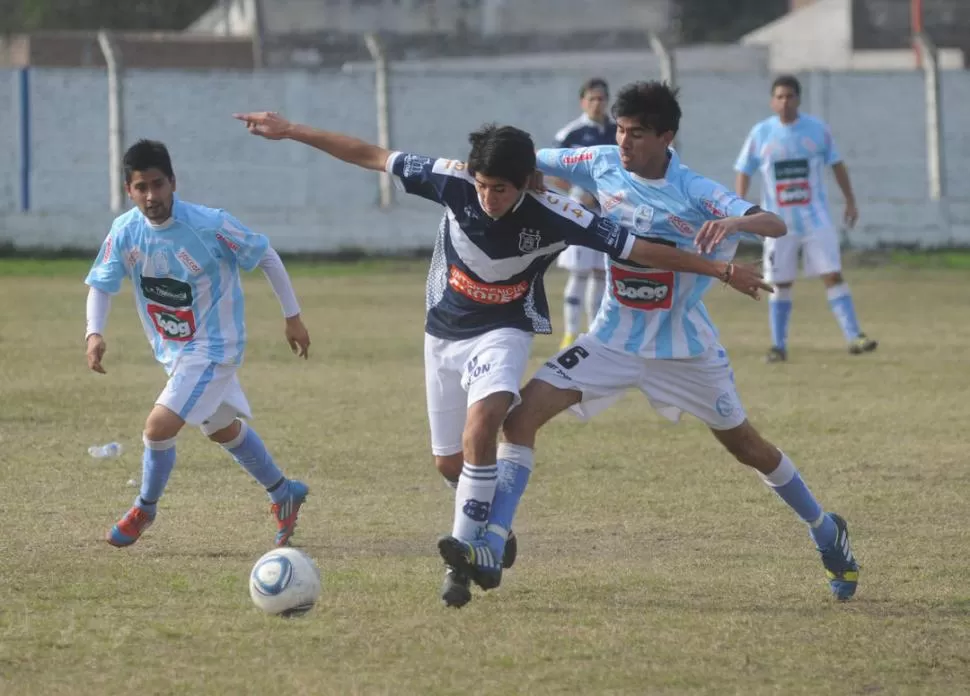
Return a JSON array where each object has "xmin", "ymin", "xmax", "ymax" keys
[{"xmin": 235, "ymin": 111, "xmax": 770, "ymax": 607}]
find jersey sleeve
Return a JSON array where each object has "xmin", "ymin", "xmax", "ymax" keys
[
  {"xmin": 821, "ymin": 123, "xmax": 842, "ymax": 166},
  {"xmin": 687, "ymin": 174, "xmax": 757, "ymax": 221},
  {"xmin": 537, "ymin": 193, "xmax": 634, "ymax": 260},
  {"xmin": 386, "ymin": 151, "xmax": 453, "ymax": 204},
  {"xmin": 217, "ymin": 212, "xmax": 270, "ymax": 272},
  {"xmin": 734, "ymin": 127, "xmax": 760, "ymax": 175},
  {"xmin": 84, "ymin": 227, "xmax": 127, "ymax": 295},
  {"xmin": 536, "ymin": 147, "xmax": 599, "ymax": 195}
]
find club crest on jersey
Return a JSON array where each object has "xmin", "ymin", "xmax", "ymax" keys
[
  {"xmin": 403, "ymin": 153, "xmax": 433, "ymax": 177},
  {"xmin": 633, "ymin": 204, "xmax": 654, "ymax": 233},
  {"xmin": 152, "ymin": 250, "xmax": 171, "ymax": 275},
  {"xmin": 463, "ymin": 204, "xmax": 480, "ymax": 220},
  {"xmin": 518, "ymin": 228, "xmax": 542, "ymax": 253}
]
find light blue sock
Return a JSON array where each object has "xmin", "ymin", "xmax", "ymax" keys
[
  {"xmin": 484, "ymin": 443, "xmax": 534, "ymax": 558},
  {"xmin": 827, "ymin": 283, "xmax": 861, "ymax": 342},
  {"xmin": 223, "ymin": 422, "xmax": 289, "ymax": 503},
  {"xmin": 768, "ymin": 286, "xmax": 792, "ymax": 349},
  {"xmin": 137, "ymin": 436, "xmax": 177, "ymax": 515},
  {"xmin": 760, "ymin": 452, "xmax": 837, "ymax": 550}
]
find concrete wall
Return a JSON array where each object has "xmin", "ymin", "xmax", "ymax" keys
[{"xmin": 1, "ymin": 65, "xmax": 968, "ymax": 253}]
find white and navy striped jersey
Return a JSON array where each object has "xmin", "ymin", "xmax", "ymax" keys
[
  {"xmin": 536, "ymin": 146, "xmax": 757, "ymax": 359},
  {"xmin": 386, "ymin": 152, "xmax": 636, "ymax": 341},
  {"xmin": 85, "ymin": 199, "xmax": 268, "ymax": 373}
]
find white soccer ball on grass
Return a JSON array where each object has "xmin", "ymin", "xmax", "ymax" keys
[{"xmin": 249, "ymin": 547, "xmax": 321, "ymax": 617}]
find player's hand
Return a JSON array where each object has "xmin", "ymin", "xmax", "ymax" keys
[
  {"xmin": 721, "ymin": 262, "xmax": 773, "ymax": 301},
  {"xmin": 844, "ymin": 200, "xmax": 859, "ymax": 228},
  {"xmin": 694, "ymin": 217, "xmax": 742, "ymax": 255},
  {"xmin": 86, "ymin": 334, "xmax": 107, "ymax": 374},
  {"xmin": 233, "ymin": 111, "xmax": 293, "ymax": 141},
  {"xmin": 285, "ymin": 315, "xmax": 310, "ymax": 359}
]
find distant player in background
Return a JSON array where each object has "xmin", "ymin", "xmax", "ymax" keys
[
  {"xmin": 550, "ymin": 78, "xmax": 618, "ymax": 349},
  {"xmin": 85, "ymin": 139, "xmax": 312, "ymax": 548},
  {"xmin": 735, "ymin": 75, "xmax": 878, "ymax": 363}
]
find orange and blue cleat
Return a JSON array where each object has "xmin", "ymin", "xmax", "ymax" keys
[
  {"xmin": 107, "ymin": 505, "xmax": 156, "ymax": 547},
  {"xmin": 271, "ymin": 480, "xmax": 309, "ymax": 547}
]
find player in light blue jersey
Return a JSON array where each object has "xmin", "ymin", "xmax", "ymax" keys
[
  {"xmin": 735, "ymin": 74, "xmax": 877, "ymax": 362},
  {"xmin": 438, "ymin": 82, "xmax": 860, "ymax": 602},
  {"xmin": 84, "ymin": 140, "xmax": 312, "ymax": 548}
]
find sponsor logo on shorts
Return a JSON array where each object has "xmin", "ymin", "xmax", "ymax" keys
[
  {"xmin": 611, "ymin": 266, "xmax": 674, "ymax": 310},
  {"xmin": 176, "ymin": 248, "xmax": 203, "ymax": 275},
  {"xmin": 448, "ymin": 265, "xmax": 529, "ymax": 305},
  {"xmin": 715, "ymin": 392, "xmax": 736, "ymax": 418},
  {"xmin": 562, "ymin": 150, "xmax": 593, "ymax": 166},
  {"xmin": 140, "ymin": 276, "xmax": 193, "ymax": 307},
  {"xmin": 543, "ymin": 361, "xmax": 572, "ymax": 381},
  {"xmin": 147, "ymin": 304, "xmax": 196, "ymax": 341},
  {"xmin": 462, "ymin": 499, "xmax": 491, "ymax": 522},
  {"xmin": 465, "ymin": 355, "xmax": 492, "ymax": 383},
  {"xmin": 667, "ymin": 214, "xmax": 694, "ymax": 237}
]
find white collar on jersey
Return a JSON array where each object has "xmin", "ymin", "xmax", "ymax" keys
[
  {"xmin": 578, "ymin": 113, "xmax": 610, "ymax": 132},
  {"xmin": 628, "ymin": 148, "xmax": 679, "ymax": 187},
  {"xmin": 479, "ymin": 191, "xmax": 526, "ymax": 220}
]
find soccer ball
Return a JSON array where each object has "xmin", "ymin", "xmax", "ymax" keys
[{"xmin": 249, "ymin": 547, "xmax": 321, "ymax": 617}]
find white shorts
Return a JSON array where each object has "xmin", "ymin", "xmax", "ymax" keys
[
  {"xmin": 532, "ymin": 334, "xmax": 747, "ymax": 430},
  {"xmin": 557, "ymin": 246, "xmax": 610, "ymax": 274},
  {"xmin": 763, "ymin": 227, "xmax": 841, "ymax": 285},
  {"xmin": 424, "ymin": 328, "xmax": 533, "ymax": 456},
  {"xmin": 156, "ymin": 357, "xmax": 252, "ymax": 427}
]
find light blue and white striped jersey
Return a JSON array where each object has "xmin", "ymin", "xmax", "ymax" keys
[
  {"xmin": 85, "ymin": 198, "xmax": 269, "ymax": 374},
  {"xmin": 537, "ymin": 146, "xmax": 756, "ymax": 359},
  {"xmin": 734, "ymin": 114, "xmax": 841, "ymax": 236}
]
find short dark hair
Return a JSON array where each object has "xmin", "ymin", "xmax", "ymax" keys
[
  {"xmin": 123, "ymin": 139, "xmax": 174, "ymax": 183},
  {"xmin": 771, "ymin": 74, "xmax": 801, "ymax": 97},
  {"xmin": 466, "ymin": 124, "xmax": 536, "ymax": 189},
  {"xmin": 611, "ymin": 81, "xmax": 681, "ymax": 135},
  {"xmin": 580, "ymin": 77, "xmax": 609, "ymax": 99}
]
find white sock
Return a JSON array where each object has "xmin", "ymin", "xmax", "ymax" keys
[
  {"xmin": 563, "ymin": 273, "xmax": 586, "ymax": 336},
  {"xmin": 585, "ymin": 273, "xmax": 605, "ymax": 327},
  {"xmin": 452, "ymin": 462, "xmax": 498, "ymax": 541}
]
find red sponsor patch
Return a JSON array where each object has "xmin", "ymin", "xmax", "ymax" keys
[
  {"xmin": 611, "ymin": 266, "xmax": 674, "ymax": 311},
  {"xmin": 449, "ymin": 266, "xmax": 529, "ymax": 305},
  {"xmin": 701, "ymin": 199, "xmax": 727, "ymax": 218},
  {"xmin": 102, "ymin": 236, "xmax": 113, "ymax": 264},
  {"xmin": 668, "ymin": 214, "xmax": 694, "ymax": 237},
  {"xmin": 602, "ymin": 191, "xmax": 625, "ymax": 213},
  {"xmin": 775, "ymin": 181, "xmax": 812, "ymax": 207},
  {"xmin": 216, "ymin": 232, "xmax": 240, "ymax": 252},
  {"xmin": 176, "ymin": 249, "xmax": 203, "ymax": 275},
  {"xmin": 147, "ymin": 303, "xmax": 196, "ymax": 341},
  {"xmin": 562, "ymin": 151, "xmax": 594, "ymax": 166}
]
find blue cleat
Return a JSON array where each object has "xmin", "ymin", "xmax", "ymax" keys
[
  {"xmin": 271, "ymin": 480, "xmax": 308, "ymax": 547},
  {"xmin": 437, "ymin": 535, "xmax": 502, "ymax": 592},
  {"xmin": 818, "ymin": 512, "xmax": 859, "ymax": 600}
]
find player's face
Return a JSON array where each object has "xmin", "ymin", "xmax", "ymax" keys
[
  {"xmin": 581, "ymin": 88, "xmax": 608, "ymax": 121},
  {"xmin": 615, "ymin": 116, "xmax": 674, "ymax": 178},
  {"xmin": 474, "ymin": 174, "xmax": 522, "ymax": 219},
  {"xmin": 771, "ymin": 86, "xmax": 800, "ymax": 121},
  {"xmin": 126, "ymin": 168, "xmax": 175, "ymax": 224}
]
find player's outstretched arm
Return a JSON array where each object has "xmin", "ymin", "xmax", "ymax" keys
[
  {"xmin": 694, "ymin": 209, "xmax": 786, "ymax": 255},
  {"xmin": 85, "ymin": 286, "xmax": 111, "ymax": 374},
  {"xmin": 627, "ymin": 240, "xmax": 772, "ymax": 300},
  {"xmin": 234, "ymin": 111, "xmax": 391, "ymax": 172},
  {"xmin": 256, "ymin": 247, "xmax": 310, "ymax": 359}
]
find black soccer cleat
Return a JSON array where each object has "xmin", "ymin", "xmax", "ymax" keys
[
  {"xmin": 440, "ymin": 566, "xmax": 472, "ymax": 608},
  {"xmin": 437, "ymin": 535, "xmax": 502, "ymax": 591},
  {"xmin": 502, "ymin": 529, "xmax": 518, "ymax": 570}
]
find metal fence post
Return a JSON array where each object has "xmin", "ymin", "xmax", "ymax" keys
[
  {"xmin": 97, "ymin": 31, "xmax": 125, "ymax": 214},
  {"xmin": 18, "ymin": 68, "xmax": 30, "ymax": 212},
  {"xmin": 648, "ymin": 32, "xmax": 678, "ymax": 152},
  {"xmin": 913, "ymin": 32, "xmax": 944, "ymax": 202},
  {"xmin": 365, "ymin": 33, "xmax": 393, "ymax": 208}
]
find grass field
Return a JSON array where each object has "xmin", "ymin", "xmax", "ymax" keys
[{"xmin": 2, "ymin": 257, "xmax": 969, "ymax": 695}]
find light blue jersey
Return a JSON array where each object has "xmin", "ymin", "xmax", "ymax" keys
[
  {"xmin": 537, "ymin": 146, "xmax": 755, "ymax": 359},
  {"xmin": 85, "ymin": 199, "xmax": 269, "ymax": 373},
  {"xmin": 734, "ymin": 114, "xmax": 841, "ymax": 236}
]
